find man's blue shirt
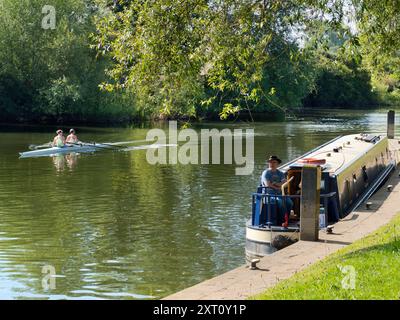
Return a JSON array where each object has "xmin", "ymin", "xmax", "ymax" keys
[{"xmin": 260, "ymin": 169, "xmax": 286, "ymax": 194}]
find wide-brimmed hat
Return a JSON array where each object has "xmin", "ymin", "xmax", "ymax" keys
[
  {"xmin": 56, "ymin": 129, "xmax": 63, "ymax": 134},
  {"xmin": 267, "ymin": 155, "xmax": 282, "ymax": 164},
  {"xmin": 69, "ymin": 128, "xmax": 75, "ymax": 133}
]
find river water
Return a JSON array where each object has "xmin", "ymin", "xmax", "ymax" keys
[{"xmin": 0, "ymin": 109, "xmax": 398, "ymax": 299}]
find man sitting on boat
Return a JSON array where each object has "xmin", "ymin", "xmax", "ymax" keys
[
  {"xmin": 52, "ymin": 129, "xmax": 66, "ymax": 148},
  {"xmin": 66, "ymin": 129, "xmax": 79, "ymax": 144},
  {"xmin": 260, "ymin": 155, "xmax": 293, "ymax": 228}
]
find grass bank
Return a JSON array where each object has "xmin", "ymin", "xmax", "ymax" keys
[{"xmin": 253, "ymin": 213, "xmax": 400, "ymax": 300}]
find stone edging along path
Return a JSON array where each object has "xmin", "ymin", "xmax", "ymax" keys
[{"xmin": 164, "ymin": 145, "xmax": 400, "ymax": 300}]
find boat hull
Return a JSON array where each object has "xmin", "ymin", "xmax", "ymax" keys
[
  {"xmin": 19, "ymin": 144, "xmax": 111, "ymax": 158},
  {"xmin": 281, "ymin": 134, "xmax": 392, "ymax": 219},
  {"xmin": 245, "ymin": 220, "xmax": 299, "ymax": 260},
  {"xmin": 246, "ymin": 133, "xmax": 395, "ymax": 258},
  {"xmin": 334, "ymin": 136, "xmax": 391, "ymax": 216}
]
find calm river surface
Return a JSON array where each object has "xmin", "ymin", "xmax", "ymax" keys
[{"xmin": 0, "ymin": 109, "xmax": 399, "ymax": 299}]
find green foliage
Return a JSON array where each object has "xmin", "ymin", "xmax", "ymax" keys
[
  {"xmin": 1, "ymin": 0, "xmax": 399, "ymax": 123},
  {"xmin": 301, "ymin": 21, "xmax": 376, "ymax": 109},
  {"xmin": 91, "ymin": 0, "xmax": 322, "ymax": 120},
  {"xmin": 91, "ymin": 0, "xmax": 208, "ymax": 119},
  {"xmin": 304, "ymin": 55, "xmax": 375, "ymax": 108},
  {"xmin": 37, "ymin": 76, "xmax": 81, "ymax": 118},
  {"xmin": 0, "ymin": 73, "xmax": 33, "ymax": 121},
  {"xmin": 354, "ymin": 0, "xmax": 400, "ymax": 55},
  {"xmin": 353, "ymin": 0, "xmax": 400, "ymax": 106},
  {"xmin": 0, "ymin": 0, "xmax": 136, "ymax": 123}
]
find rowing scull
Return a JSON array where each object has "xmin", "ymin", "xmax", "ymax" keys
[{"xmin": 19, "ymin": 143, "xmax": 113, "ymax": 158}]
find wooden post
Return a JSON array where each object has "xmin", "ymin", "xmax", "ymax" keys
[
  {"xmin": 387, "ymin": 110, "xmax": 395, "ymax": 139},
  {"xmin": 300, "ymin": 165, "xmax": 321, "ymax": 241}
]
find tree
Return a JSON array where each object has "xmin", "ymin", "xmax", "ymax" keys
[
  {"xmin": 92, "ymin": 0, "xmax": 331, "ymax": 120},
  {"xmin": 0, "ymin": 0, "xmax": 136, "ymax": 122},
  {"xmin": 351, "ymin": 0, "xmax": 400, "ymax": 103}
]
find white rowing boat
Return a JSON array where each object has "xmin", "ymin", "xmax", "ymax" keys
[{"xmin": 19, "ymin": 143, "xmax": 113, "ymax": 158}]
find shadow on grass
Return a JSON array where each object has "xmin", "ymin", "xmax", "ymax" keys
[{"xmin": 338, "ymin": 238, "xmax": 400, "ymax": 260}]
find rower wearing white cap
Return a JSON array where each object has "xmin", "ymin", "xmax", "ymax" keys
[{"xmin": 66, "ymin": 129, "xmax": 79, "ymax": 144}]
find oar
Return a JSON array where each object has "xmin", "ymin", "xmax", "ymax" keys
[
  {"xmin": 29, "ymin": 142, "xmax": 52, "ymax": 150},
  {"xmin": 89, "ymin": 141, "xmax": 126, "ymax": 149},
  {"xmin": 67, "ymin": 141, "xmax": 124, "ymax": 150},
  {"xmin": 101, "ymin": 139, "xmax": 154, "ymax": 146}
]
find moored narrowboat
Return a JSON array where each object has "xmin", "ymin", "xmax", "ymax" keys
[{"xmin": 246, "ymin": 133, "xmax": 396, "ymax": 259}]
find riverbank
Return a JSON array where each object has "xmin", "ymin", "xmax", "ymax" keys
[
  {"xmin": 2, "ymin": 107, "xmax": 398, "ymax": 127},
  {"xmin": 254, "ymin": 212, "xmax": 400, "ymax": 299},
  {"xmin": 164, "ymin": 146, "xmax": 400, "ymax": 300}
]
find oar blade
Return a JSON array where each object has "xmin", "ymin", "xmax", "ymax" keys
[{"xmin": 29, "ymin": 142, "xmax": 51, "ymax": 150}]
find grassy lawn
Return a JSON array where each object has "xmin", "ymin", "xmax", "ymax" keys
[{"xmin": 253, "ymin": 213, "xmax": 400, "ymax": 300}]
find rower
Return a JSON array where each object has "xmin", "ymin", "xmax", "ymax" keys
[
  {"xmin": 261, "ymin": 155, "xmax": 293, "ymax": 228},
  {"xmin": 66, "ymin": 129, "xmax": 79, "ymax": 144},
  {"xmin": 52, "ymin": 129, "xmax": 66, "ymax": 148}
]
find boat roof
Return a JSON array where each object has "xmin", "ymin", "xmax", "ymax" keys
[{"xmin": 281, "ymin": 134, "xmax": 386, "ymax": 175}]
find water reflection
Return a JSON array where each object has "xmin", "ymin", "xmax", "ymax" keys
[
  {"xmin": 66, "ymin": 153, "xmax": 79, "ymax": 170},
  {"xmin": 52, "ymin": 153, "xmax": 79, "ymax": 172}
]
